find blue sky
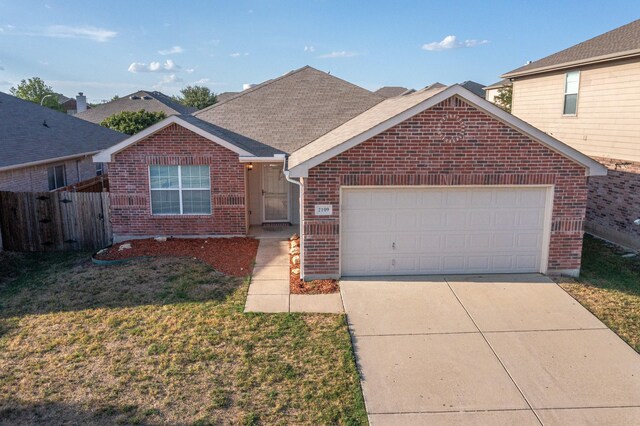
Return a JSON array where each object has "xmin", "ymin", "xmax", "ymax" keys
[{"xmin": 0, "ymin": 0, "xmax": 638, "ymax": 103}]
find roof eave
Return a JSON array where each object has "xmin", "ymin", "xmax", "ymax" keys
[
  {"xmin": 93, "ymin": 115, "xmax": 255, "ymax": 163},
  {"xmin": 0, "ymin": 151, "xmax": 100, "ymax": 172},
  {"xmin": 502, "ymin": 49, "xmax": 640, "ymax": 79}
]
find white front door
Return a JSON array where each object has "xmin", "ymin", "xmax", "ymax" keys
[
  {"xmin": 341, "ymin": 186, "xmax": 552, "ymax": 276},
  {"xmin": 262, "ymin": 163, "xmax": 289, "ymax": 222}
]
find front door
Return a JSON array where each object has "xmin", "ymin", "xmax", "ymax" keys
[{"xmin": 262, "ymin": 163, "xmax": 289, "ymax": 222}]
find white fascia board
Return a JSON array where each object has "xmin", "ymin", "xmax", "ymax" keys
[
  {"xmin": 288, "ymin": 85, "xmax": 607, "ymax": 177},
  {"xmin": 93, "ymin": 115, "xmax": 254, "ymax": 162},
  {"xmin": 238, "ymin": 156, "xmax": 285, "ymax": 163},
  {"xmin": 0, "ymin": 152, "xmax": 98, "ymax": 172}
]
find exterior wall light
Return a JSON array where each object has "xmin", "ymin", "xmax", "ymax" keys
[{"xmin": 246, "ymin": 163, "xmax": 253, "ymax": 171}]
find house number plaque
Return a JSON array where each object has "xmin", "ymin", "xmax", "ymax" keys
[{"xmin": 314, "ymin": 205, "xmax": 333, "ymax": 216}]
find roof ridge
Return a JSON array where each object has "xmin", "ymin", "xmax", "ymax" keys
[{"xmin": 194, "ymin": 65, "xmax": 313, "ymax": 116}]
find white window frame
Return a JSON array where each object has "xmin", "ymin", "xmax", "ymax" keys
[
  {"xmin": 563, "ymin": 70, "xmax": 580, "ymax": 116},
  {"xmin": 95, "ymin": 162, "xmax": 104, "ymax": 176},
  {"xmin": 148, "ymin": 165, "xmax": 212, "ymax": 215}
]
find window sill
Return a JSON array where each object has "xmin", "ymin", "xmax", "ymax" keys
[{"xmin": 150, "ymin": 214, "xmax": 212, "ymax": 218}]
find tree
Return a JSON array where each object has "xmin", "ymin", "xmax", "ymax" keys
[
  {"xmin": 10, "ymin": 77, "xmax": 62, "ymax": 110},
  {"xmin": 100, "ymin": 110, "xmax": 166, "ymax": 135},
  {"xmin": 494, "ymin": 85, "xmax": 512, "ymax": 113},
  {"xmin": 173, "ymin": 85, "xmax": 217, "ymax": 110}
]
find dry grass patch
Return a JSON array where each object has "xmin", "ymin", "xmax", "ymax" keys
[
  {"xmin": 0, "ymin": 252, "xmax": 366, "ymax": 425},
  {"xmin": 558, "ymin": 235, "xmax": 640, "ymax": 352}
]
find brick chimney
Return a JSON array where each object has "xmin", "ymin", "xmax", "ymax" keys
[{"xmin": 76, "ymin": 92, "xmax": 87, "ymax": 113}]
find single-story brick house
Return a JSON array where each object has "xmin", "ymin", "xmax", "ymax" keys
[{"xmin": 95, "ymin": 66, "xmax": 606, "ymax": 279}]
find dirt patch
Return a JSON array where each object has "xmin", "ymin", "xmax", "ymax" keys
[
  {"xmin": 288, "ymin": 234, "xmax": 339, "ymax": 294},
  {"xmin": 95, "ymin": 237, "xmax": 258, "ymax": 277}
]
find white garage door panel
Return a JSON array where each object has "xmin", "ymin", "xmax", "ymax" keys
[{"xmin": 341, "ymin": 187, "xmax": 550, "ymax": 276}]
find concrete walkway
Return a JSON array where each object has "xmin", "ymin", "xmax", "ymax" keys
[
  {"xmin": 341, "ymin": 274, "xmax": 640, "ymax": 425},
  {"xmin": 244, "ymin": 234, "xmax": 343, "ymax": 314}
]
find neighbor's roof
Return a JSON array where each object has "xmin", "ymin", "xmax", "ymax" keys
[
  {"xmin": 374, "ymin": 86, "xmax": 412, "ymax": 98},
  {"xmin": 93, "ymin": 115, "xmax": 283, "ymax": 163},
  {"xmin": 484, "ymin": 79, "xmax": 512, "ymax": 90},
  {"xmin": 216, "ymin": 91, "xmax": 239, "ymax": 102},
  {"xmin": 287, "ymin": 85, "xmax": 607, "ymax": 177},
  {"xmin": 75, "ymin": 90, "xmax": 197, "ymax": 124},
  {"xmin": 459, "ymin": 81, "xmax": 486, "ymax": 98},
  {"xmin": 0, "ymin": 92, "xmax": 126, "ymax": 170},
  {"xmin": 194, "ymin": 66, "xmax": 384, "ymax": 153},
  {"xmin": 503, "ymin": 19, "xmax": 640, "ymax": 78}
]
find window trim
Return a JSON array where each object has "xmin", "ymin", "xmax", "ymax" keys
[
  {"xmin": 562, "ymin": 70, "xmax": 580, "ymax": 116},
  {"xmin": 48, "ymin": 164, "xmax": 67, "ymax": 191},
  {"xmin": 148, "ymin": 165, "xmax": 212, "ymax": 216}
]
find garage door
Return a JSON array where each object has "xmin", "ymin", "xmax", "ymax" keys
[{"xmin": 341, "ymin": 186, "xmax": 551, "ymax": 276}]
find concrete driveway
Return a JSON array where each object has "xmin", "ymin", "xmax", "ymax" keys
[{"xmin": 340, "ymin": 274, "xmax": 640, "ymax": 425}]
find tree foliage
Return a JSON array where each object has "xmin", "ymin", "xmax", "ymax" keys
[
  {"xmin": 100, "ymin": 110, "xmax": 166, "ymax": 135},
  {"xmin": 10, "ymin": 77, "xmax": 62, "ymax": 111},
  {"xmin": 173, "ymin": 85, "xmax": 217, "ymax": 110},
  {"xmin": 494, "ymin": 85, "xmax": 513, "ymax": 113}
]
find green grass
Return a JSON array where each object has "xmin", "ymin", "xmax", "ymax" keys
[
  {"xmin": 558, "ymin": 235, "xmax": 640, "ymax": 352},
  {"xmin": 0, "ymin": 252, "xmax": 367, "ymax": 425}
]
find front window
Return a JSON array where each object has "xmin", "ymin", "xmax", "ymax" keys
[
  {"xmin": 95, "ymin": 162, "xmax": 104, "ymax": 176},
  {"xmin": 563, "ymin": 71, "xmax": 580, "ymax": 115},
  {"xmin": 48, "ymin": 164, "xmax": 66, "ymax": 190},
  {"xmin": 149, "ymin": 165, "xmax": 211, "ymax": 215}
]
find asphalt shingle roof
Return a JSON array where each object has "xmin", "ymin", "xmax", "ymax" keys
[
  {"xmin": 374, "ymin": 86, "xmax": 412, "ymax": 98},
  {"xmin": 0, "ymin": 92, "xmax": 126, "ymax": 169},
  {"xmin": 289, "ymin": 85, "xmax": 448, "ymax": 168},
  {"xmin": 178, "ymin": 115, "xmax": 283, "ymax": 157},
  {"xmin": 194, "ymin": 66, "xmax": 384, "ymax": 154},
  {"xmin": 75, "ymin": 90, "xmax": 196, "ymax": 124},
  {"xmin": 459, "ymin": 81, "xmax": 486, "ymax": 98},
  {"xmin": 503, "ymin": 19, "xmax": 640, "ymax": 77}
]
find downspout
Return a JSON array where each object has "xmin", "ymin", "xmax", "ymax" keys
[{"xmin": 280, "ymin": 154, "xmax": 304, "ymax": 279}]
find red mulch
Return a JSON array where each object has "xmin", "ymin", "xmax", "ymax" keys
[
  {"xmin": 95, "ymin": 237, "xmax": 259, "ymax": 277},
  {"xmin": 288, "ymin": 235, "xmax": 339, "ymax": 294}
]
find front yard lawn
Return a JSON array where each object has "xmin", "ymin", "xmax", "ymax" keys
[
  {"xmin": 559, "ymin": 235, "xmax": 640, "ymax": 352},
  {"xmin": 0, "ymin": 252, "xmax": 366, "ymax": 425}
]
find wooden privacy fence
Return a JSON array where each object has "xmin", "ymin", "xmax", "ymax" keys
[{"xmin": 0, "ymin": 191, "xmax": 112, "ymax": 252}]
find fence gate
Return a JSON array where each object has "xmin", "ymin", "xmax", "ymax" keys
[{"xmin": 0, "ymin": 191, "xmax": 112, "ymax": 251}]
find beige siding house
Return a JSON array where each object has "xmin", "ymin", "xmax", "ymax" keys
[{"xmin": 502, "ymin": 19, "xmax": 640, "ymax": 249}]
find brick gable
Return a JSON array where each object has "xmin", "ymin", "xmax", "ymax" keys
[
  {"xmin": 302, "ymin": 96, "xmax": 589, "ymax": 277},
  {"xmin": 109, "ymin": 123, "xmax": 246, "ymax": 239}
]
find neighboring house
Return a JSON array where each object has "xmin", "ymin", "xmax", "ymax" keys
[
  {"xmin": 374, "ymin": 86, "xmax": 413, "ymax": 98},
  {"xmin": 75, "ymin": 90, "xmax": 196, "ymax": 124},
  {"xmin": 459, "ymin": 81, "xmax": 486, "ymax": 98},
  {"xmin": 216, "ymin": 92, "xmax": 239, "ymax": 102},
  {"xmin": 55, "ymin": 92, "xmax": 89, "ymax": 115},
  {"xmin": 95, "ymin": 66, "xmax": 605, "ymax": 280},
  {"xmin": 484, "ymin": 79, "xmax": 512, "ymax": 104},
  {"xmin": 502, "ymin": 18, "xmax": 640, "ymax": 249},
  {"xmin": 0, "ymin": 92, "xmax": 125, "ymax": 192}
]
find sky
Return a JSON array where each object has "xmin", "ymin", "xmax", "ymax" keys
[{"xmin": 0, "ymin": 0, "xmax": 638, "ymax": 103}]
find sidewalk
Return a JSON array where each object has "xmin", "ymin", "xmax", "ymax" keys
[{"xmin": 244, "ymin": 238, "xmax": 343, "ymax": 314}]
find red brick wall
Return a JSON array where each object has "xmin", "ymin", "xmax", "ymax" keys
[
  {"xmin": 587, "ymin": 157, "xmax": 640, "ymax": 249},
  {"xmin": 302, "ymin": 96, "xmax": 589, "ymax": 277},
  {"xmin": 0, "ymin": 156, "xmax": 101, "ymax": 192},
  {"xmin": 109, "ymin": 123, "xmax": 246, "ymax": 238}
]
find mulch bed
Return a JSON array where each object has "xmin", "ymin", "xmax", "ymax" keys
[
  {"xmin": 288, "ymin": 234, "xmax": 339, "ymax": 294},
  {"xmin": 94, "ymin": 237, "xmax": 259, "ymax": 277}
]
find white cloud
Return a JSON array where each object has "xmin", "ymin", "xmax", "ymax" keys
[
  {"xmin": 185, "ymin": 68, "xmax": 195, "ymax": 74},
  {"xmin": 128, "ymin": 59, "xmax": 180, "ymax": 73},
  {"xmin": 318, "ymin": 51, "xmax": 358, "ymax": 59},
  {"xmin": 153, "ymin": 73, "xmax": 183, "ymax": 89},
  {"xmin": 158, "ymin": 45, "xmax": 184, "ymax": 55},
  {"xmin": 421, "ymin": 35, "xmax": 488, "ymax": 51},
  {"xmin": 304, "ymin": 46, "xmax": 315, "ymax": 52},
  {"xmin": 229, "ymin": 52, "xmax": 249, "ymax": 58}
]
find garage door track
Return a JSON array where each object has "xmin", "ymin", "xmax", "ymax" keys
[{"xmin": 341, "ymin": 275, "xmax": 640, "ymax": 425}]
